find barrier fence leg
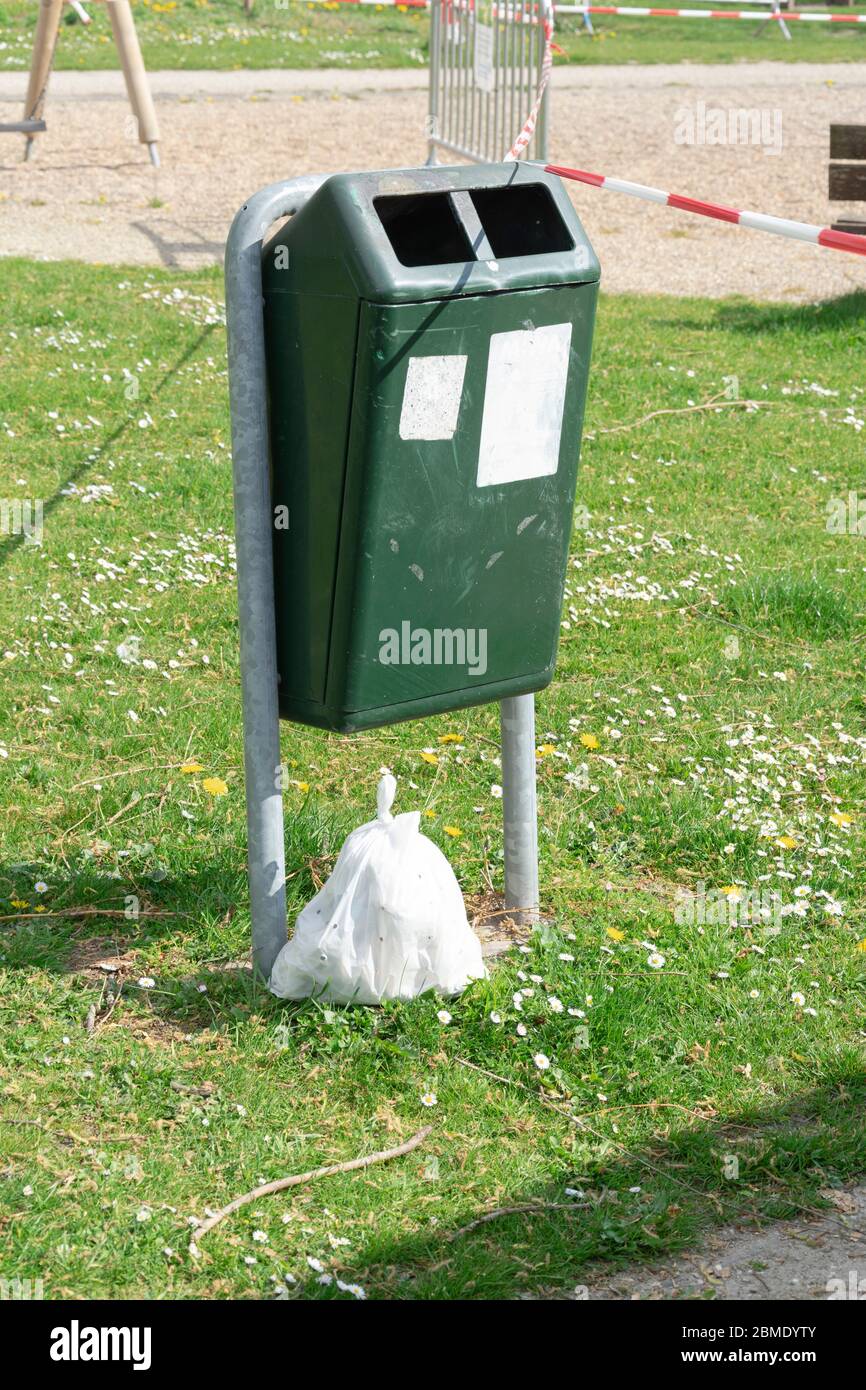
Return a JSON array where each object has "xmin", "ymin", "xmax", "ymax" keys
[
  {"xmin": 427, "ymin": 0, "xmax": 441, "ymax": 164},
  {"xmin": 501, "ymin": 694, "xmax": 540, "ymax": 925}
]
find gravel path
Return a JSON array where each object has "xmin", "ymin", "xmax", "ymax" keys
[
  {"xmin": 2, "ymin": 62, "xmax": 865, "ymax": 299},
  {"xmin": 577, "ymin": 1184, "xmax": 866, "ymax": 1300}
]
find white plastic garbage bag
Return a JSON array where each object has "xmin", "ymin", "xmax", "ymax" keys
[{"xmin": 269, "ymin": 775, "xmax": 486, "ymax": 1004}]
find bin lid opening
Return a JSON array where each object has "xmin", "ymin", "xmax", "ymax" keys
[
  {"xmin": 375, "ymin": 192, "xmax": 475, "ymax": 268},
  {"xmin": 375, "ymin": 182, "xmax": 574, "ymax": 268},
  {"xmin": 469, "ymin": 184, "xmax": 574, "ymax": 259}
]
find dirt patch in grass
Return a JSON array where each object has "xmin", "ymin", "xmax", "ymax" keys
[
  {"xmin": 467, "ymin": 892, "xmax": 536, "ymax": 958},
  {"xmin": 63, "ymin": 935, "xmax": 139, "ymax": 977}
]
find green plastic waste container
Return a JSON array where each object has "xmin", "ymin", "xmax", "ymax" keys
[{"xmin": 262, "ymin": 162, "xmax": 599, "ymax": 733}]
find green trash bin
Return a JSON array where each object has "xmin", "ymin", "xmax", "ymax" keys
[{"xmin": 262, "ymin": 163, "xmax": 599, "ymax": 733}]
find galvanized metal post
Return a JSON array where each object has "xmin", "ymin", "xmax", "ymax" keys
[
  {"xmin": 225, "ymin": 175, "xmax": 326, "ymax": 981},
  {"xmin": 501, "ymin": 693, "xmax": 539, "ymax": 922}
]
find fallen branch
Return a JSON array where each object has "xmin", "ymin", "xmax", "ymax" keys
[
  {"xmin": 589, "ymin": 396, "xmax": 769, "ymax": 437},
  {"xmin": 0, "ymin": 908, "xmax": 174, "ymax": 923},
  {"xmin": 0, "ymin": 1117, "xmax": 89, "ymax": 1146},
  {"xmin": 189, "ymin": 1125, "xmax": 432, "ymax": 1252},
  {"xmin": 450, "ymin": 1201, "xmax": 588, "ymax": 1240}
]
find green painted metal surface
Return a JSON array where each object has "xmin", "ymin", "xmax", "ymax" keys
[{"xmin": 263, "ymin": 164, "xmax": 599, "ymax": 733}]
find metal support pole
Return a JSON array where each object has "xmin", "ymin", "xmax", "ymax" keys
[
  {"xmin": 225, "ymin": 175, "xmax": 327, "ymax": 981},
  {"xmin": 501, "ymin": 693, "xmax": 539, "ymax": 923},
  {"xmin": 755, "ymin": 2, "xmax": 791, "ymax": 39}
]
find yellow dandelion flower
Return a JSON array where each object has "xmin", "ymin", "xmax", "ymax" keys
[
  {"xmin": 443, "ymin": 825, "xmax": 462, "ymax": 838},
  {"xmin": 606, "ymin": 926, "xmax": 625, "ymax": 942},
  {"xmin": 579, "ymin": 733, "xmax": 599, "ymax": 750},
  {"xmin": 438, "ymin": 733, "xmax": 462, "ymax": 744},
  {"xmin": 180, "ymin": 761, "xmax": 204, "ymax": 774},
  {"xmin": 536, "ymin": 744, "xmax": 556, "ymax": 757},
  {"xmin": 719, "ymin": 885, "xmax": 742, "ymax": 900},
  {"xmin": 290, "ymin": 780, "xmax": 310, "ymax": 794},
  {"xmin": 775, "ymin": 835, "xmax": 797, "ymax": 850},
  {"xmin": 830, "ymin": 811, "xmax": 854, "ymax": 827},
  {"xmin": 855, "ymin": 938, "xmax": 866, "ymax": 953},
  {"xmin": 423, "ymin": 808, "xmax": 436, "ymax": 818},
  {"xmin": 202, "ymin": 777, "xmax": 228, "ymax": 797},
  {"xmin": 10, "ymin": 899, "xmax": 28, "ymax": 909},
  {"xmin": 420, "ymin": 751, "xmax": 438, "ymax": 766}
]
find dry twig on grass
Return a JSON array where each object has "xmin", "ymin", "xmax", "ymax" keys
[
  {"xmin": 450, "ymin": 1202, "xmax": 588, "ymax": 1240},
  {"xmin": 189, "ymin": 1125, "xmax": 433, "ymax": 1253},
  {"xmin": 589, "ymin": 395, "xmax": 769, "ymax": 437}
]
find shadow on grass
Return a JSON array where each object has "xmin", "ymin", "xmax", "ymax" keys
[
  {"xmin": 0, "ymin": 321, "xmax": 217, "ymax": 574},
  {"xmin": 651, "ymin": 290, "xmax": 866, "ymax": 340},
  {"xmin": 0, "ymin": 794, "xmax": 352, "ymax": 1025},
  {"xmin": 711, "ymin": 291, "xmax": 866, "ymax": 338},
  {"xmin": 284, "ymin": 1063, "xmax": 866, "ymax": 1301}
]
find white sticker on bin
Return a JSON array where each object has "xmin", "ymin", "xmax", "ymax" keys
[
  {"xmin": 399, "ymin": 354, "xmax": 468, "ymax": 441},
  {"xmin": 476, "ymin": 323, "xmax": 572, "ymax": 487}
]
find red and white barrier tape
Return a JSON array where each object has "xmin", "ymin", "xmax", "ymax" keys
[
  {"xmin": 545, "ymin": 162, "xmax": 866, "ymax": 257},
  {"xmin": 297, "ymin": 0, "xmax": 866, "ymax": 13},
  {"xmin": 557, "ymin": 5, "xmax": 866, "ymax": 21},
  {"xmin": 504, "ymin": 0, "xmax": 554, "ymax": 160},
  {"xmin": 300, "ymin": 0, "xmax": 429, "ymax": 6}
]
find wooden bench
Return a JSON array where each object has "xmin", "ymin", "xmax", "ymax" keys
[{"xmin": 829, "ymin": 124, "xmax": 866, "ymax": 238}]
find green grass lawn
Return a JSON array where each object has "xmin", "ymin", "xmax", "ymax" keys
[
  {"xmin": 0, "ymin": 256, "xmax": 865, "ymax": 1300},
  {"xmin": 1, "ymin": 0, "xmax": 865, "ymax": 72}
]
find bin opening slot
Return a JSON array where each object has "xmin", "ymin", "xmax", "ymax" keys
[
  {"xmin": 375, "ymin": 192, "xmax": 475, "ymax": 267},
  {"xmin": 470, "ymin": 184, "xmax": 574, "ymax": 259}
]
